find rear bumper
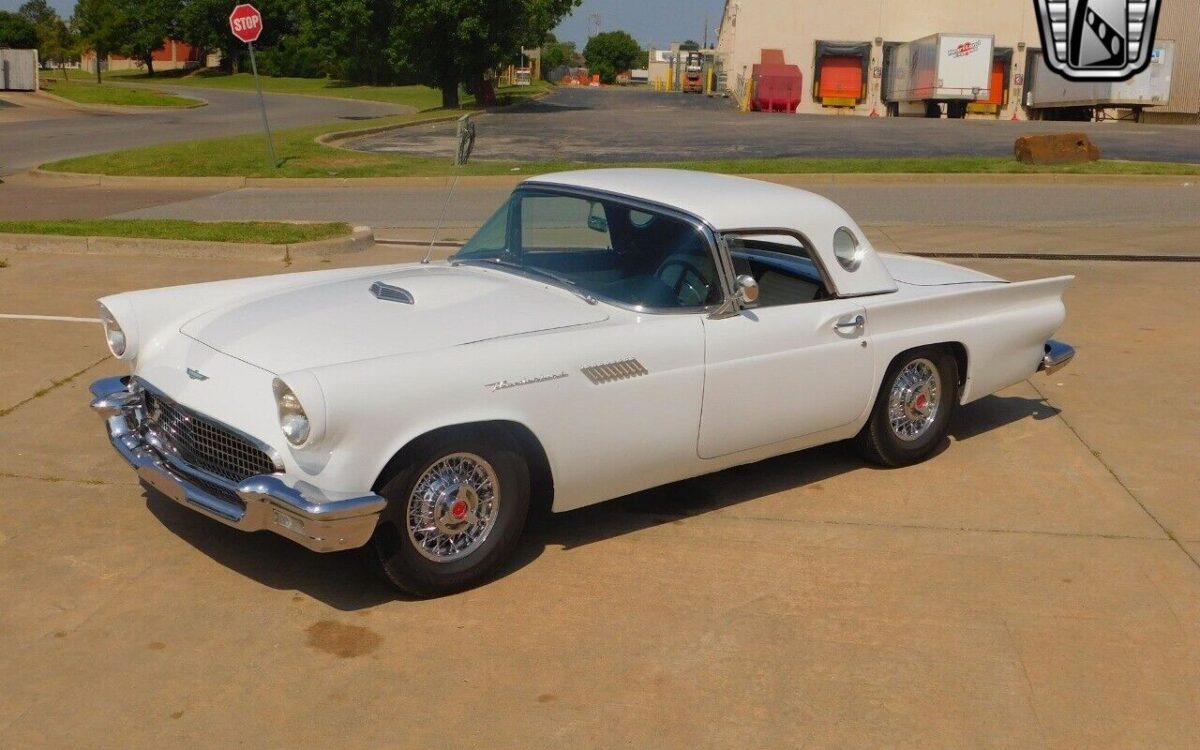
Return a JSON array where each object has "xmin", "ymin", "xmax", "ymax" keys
[
  {"xmin": 1038, "ymin": 339, "xmax": 1076, "ymax": 376},
  {"xmin": 89, "ymin": 376, "xmax": 385, "ymax": 553}
]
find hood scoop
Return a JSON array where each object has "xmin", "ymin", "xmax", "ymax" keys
[{"xmin": 369, "ymin": 281, "xmax": 415, "ymax": 305}]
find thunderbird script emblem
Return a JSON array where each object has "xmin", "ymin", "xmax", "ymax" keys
[{"xmin": 186, "ymin": 368, "xmax": 210, "ymax": 381}]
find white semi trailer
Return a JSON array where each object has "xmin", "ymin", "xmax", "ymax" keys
[
  {"xmin": 885, "ymin": 33, "xmax": 995, "ymax": 118},
  {"xmin": 1024, "ymin": 42, "xmax": 1175, "ymax": 121}
]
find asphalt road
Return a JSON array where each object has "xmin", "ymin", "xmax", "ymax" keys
[
  {"xmin": 348, "ymin": 86, "xmax": 1200, "ymax": 163},
  {"xmin": 0, "ymin": 85, "xmax": 407, "ymax": 176},
  {"xmin": 108, "ymin": 180, "xmax": 1200, "ymax": 230}
]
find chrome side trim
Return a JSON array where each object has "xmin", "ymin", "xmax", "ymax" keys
[
  {"xmin": 581, "ymin": 358, "xmax": 649, "ymax": 385},
  {"xmin": 89, "ymin": 377, "xmax": 385, "ymax": 553},
  {"xmin": 369, "ymin": 281, "xmax": 415, "ymax": 305},
  {"xmin": 1038, "ymin": 339, "xmax": 1076, "ymax": 376}
]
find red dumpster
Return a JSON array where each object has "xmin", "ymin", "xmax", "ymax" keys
[{"xmin": 751, "ymin": 63, "xmax": 803, "ymax": 112}]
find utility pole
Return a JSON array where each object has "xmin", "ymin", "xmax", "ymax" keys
[
  {"xmin": 704, "ymin": 16, "xmax": 709, "ymax": 49},
  {"xmin": 589, "ymin": 13, "xmax": 602, "ymax": 38}
]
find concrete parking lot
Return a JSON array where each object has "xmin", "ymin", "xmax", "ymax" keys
[
  {"xmin": 1, "ymin": 227, "xmax": 1198, "ymax": 747},
  {"xmin": 348, "ymin": 86, "xmax": 1200, "ymax": 163}
]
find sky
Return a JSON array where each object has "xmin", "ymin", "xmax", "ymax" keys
[
  {"xmin": 553, "ymin": 0, "xmax": 725, "ymax": 50},
  {"xmin": 2, "ymin": 0, "xmax": 726, "ymax": 51}
]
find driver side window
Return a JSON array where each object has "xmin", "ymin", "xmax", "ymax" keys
[
  {"xmin": 516, "ymin": 192, "xmax": 722, "ymax": 310},
  {"xmin": 727, "ymin": 235, "xmax": 831, "ymax": 308}
]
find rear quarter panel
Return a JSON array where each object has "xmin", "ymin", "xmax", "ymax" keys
[{"xmin": 862, "ymin": 276, "xmax": 1073, "ymax": 405}]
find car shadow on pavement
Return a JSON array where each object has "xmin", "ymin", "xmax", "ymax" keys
[
  {"xmin": 518, "ymin": 392, "xmax": 1059, "ymax": 555},
  {"xmin": 141, "ymin": 392, "xmax": 1055, "ymax": 609},
  {"xmin": 143, "ymin": 490, "xmax": 400, "ymax": 610}
]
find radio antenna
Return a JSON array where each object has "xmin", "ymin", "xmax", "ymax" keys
[{"xmin": 423, "ymin": 113, "xmax": 475, "ymax": 265}]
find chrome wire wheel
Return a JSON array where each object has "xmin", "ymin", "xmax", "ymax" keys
[
  {"xmin": 406, "ymin": 452, "xmax": 501, "ymax": 563},
  {"xmin": 887, "ymin": 358, "xmax": 942, "ymax": 442}
]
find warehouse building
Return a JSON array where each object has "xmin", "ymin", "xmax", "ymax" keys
[{"xmin": 716, "ymin": 0, "xmax": 1199, "ymax": 122}]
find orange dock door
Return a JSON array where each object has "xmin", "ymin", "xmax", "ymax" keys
[
  {"xmin": 818, "ymin": 56, "xmax": 864, "ymax": 100},
  {"xmin": 981, "ymin": 59, "xmax": 1006, "ymax": 106}
]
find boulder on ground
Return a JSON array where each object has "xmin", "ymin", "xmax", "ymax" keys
[{"xmin": 1014, "ymin": 133, "xmax": 1101, "ymax": 165}]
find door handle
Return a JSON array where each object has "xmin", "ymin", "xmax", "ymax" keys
[{"xmin": 833, "ymin": 315, "xmax": 865, "ymax": 332}]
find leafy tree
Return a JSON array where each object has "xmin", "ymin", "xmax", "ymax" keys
[
  {"xmin": 17, "ymin": 0, "xmax": 56, "ymax": 26},
  {"xmin": 583, "ymin": 29, "xmax": 641, "ymax": 84},
  {"xmin": 390, "ymin": 0, "xmax": 581, "ymax": 109},
  {"xmin": 541, "ymin": 33, "xmax": 581, "ymax": 77},
  {"xmin": 0, "ymin": 10, "xmax": 39, "ymax": 49},
  {"xmin": 296, "ymin": 0, "xmax": 396, "ymax": 83},
  {"xmin": 40, "ymin": 17, "xmax": 79, "ymax": 76},
  {"xmin": 114, "ymin": 0, "xmax": 180, "ymax": 76},
  {"xmin": 679, "ymin": 39, "xmax": 699, "ymax": 51},
  {"xmin": 178, "ymin": 0, "xmax": 294, "ymax": 73},
  {"xmin": 74, "ymin": 0, "xmax": 122, "ymax": 82}
]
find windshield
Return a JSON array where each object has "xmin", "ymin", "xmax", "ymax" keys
[{"xmin": 454, "ymin": 190, "xmax": 721, "ymax": 310}]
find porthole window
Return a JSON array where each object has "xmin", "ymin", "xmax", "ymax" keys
[{"xmin": 833, "ymin": 227, "xmax": 862, "ymax": 271}]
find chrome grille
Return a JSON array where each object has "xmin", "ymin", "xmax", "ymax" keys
[{"xmin": 143, "ymin": 390, "xmax": 277, "ymax": 486}]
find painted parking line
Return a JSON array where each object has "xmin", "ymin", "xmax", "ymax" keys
[{"xmin": 0, "ymin": 314, "xmax": 101, "ymax": 323}]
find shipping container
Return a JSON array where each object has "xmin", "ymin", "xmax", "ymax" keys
[
  {"xmin": 1025, "ymin": 42, "xmax": 1175, "ymax": 111},
  {"xmin": 885, "ymin": 33, "xmax": 995, "ymax": 117},
  {"xmin": 0, "ymin": 49, "xmax": 39, "ymax": 91}
]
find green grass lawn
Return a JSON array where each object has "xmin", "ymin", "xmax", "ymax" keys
[
  {"xmin": 0, "ymin": 219, "xmax": 351, "ymax": 244},
  {"xmin": 41, "ymin": 67, "xmax": 552, "ymax": 113},
  {"xmin": 40, "ymin": 79, "xmax": 200, "ymax": 108}
]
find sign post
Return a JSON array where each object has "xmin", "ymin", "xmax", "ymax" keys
[{"xmin": 229, "ymin": 3, "xmax": 276, "ymax": 168}]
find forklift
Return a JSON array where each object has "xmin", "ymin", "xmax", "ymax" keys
[{"xmin": 682, "ymin": 51, "xmax": 704, "ymax": 93}]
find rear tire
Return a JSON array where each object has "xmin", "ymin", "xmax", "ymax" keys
[
  {"xmin": 855, "ymin": 347, "xmax": 959, "ymax": 468},
  {"xmin": 365, "ymin": 428, "xmax": 530, "ymax": 598}
]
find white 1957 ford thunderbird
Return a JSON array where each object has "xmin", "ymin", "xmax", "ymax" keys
[{"xmin": 90, "ymin": 169, "xmax": 1075, "ymax": 596}]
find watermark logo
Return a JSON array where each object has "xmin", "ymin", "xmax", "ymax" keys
[{"xmin": 1034, "ymin": 0, "xmax": 1162, "ymax": 81}]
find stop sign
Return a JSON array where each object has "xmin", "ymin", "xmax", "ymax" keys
[{"xmin": 229, "ymin": 4, "xmax": 263, "ymax": 44}]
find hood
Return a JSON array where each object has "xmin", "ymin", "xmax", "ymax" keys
[
  {"xmin": 179, "ymin": 265, "xmax": 608, "ymax": 373},
  {"xmin": 878, "ymin": 253, "xmax": 1005, "ymax": 287}
]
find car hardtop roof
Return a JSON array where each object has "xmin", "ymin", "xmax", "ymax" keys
[
  {"xmin": 523, "ymin": 168, "xmax": 849, "ymax": 232},
  {"xmin": 523, "ymin": 168, "xmax": 898, "ymax": 298}
]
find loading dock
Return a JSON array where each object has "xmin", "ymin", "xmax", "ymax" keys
[
  {"xmin": 968, "ymin": 48, "xmax": 1013, "ymax": 116},
  {"xmin": 812, "ymin": 41, "xmax": 871, "ymax": 108}
]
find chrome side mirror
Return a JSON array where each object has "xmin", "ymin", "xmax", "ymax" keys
[{"xmin": 735, "ymin": 274, "xmax": 759, "ymax": 306}]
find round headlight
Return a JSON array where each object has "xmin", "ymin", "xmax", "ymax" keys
[
  {"xmin": 833, "ymin": 227, "xmax": 863, "ymax": 272},
  {"xmin": 99, "ymin": 304, "xmax": 127, "ymax": 357},
  {"xmin": 273, "ymin": 378, "xmax": 311, "ymax": 446}
]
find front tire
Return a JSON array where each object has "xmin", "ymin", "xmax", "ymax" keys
[
  {"xmin": 855, "ymin": 347, "xmax": 959, "ymax": 467},
  {"xmin": 365, "ymin": 429, "xmax": 530, "ymax": 597}
]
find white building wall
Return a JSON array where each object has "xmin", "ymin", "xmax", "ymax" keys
[{"xmin": 718, "ymin": 0, "xmax": 1046, "ymax": 117}]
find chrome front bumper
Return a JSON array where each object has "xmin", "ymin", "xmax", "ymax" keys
[
  {"xmin": 1038, "ymin": 339, "xmax": 1076, "ymax": 376},
  {"xmin": 89, "ymin": 376, "xmax": 386, "ymax": 553}
]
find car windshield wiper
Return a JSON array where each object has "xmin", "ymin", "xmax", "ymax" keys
[{"xmin": 455, "ymin": 257, "xmax": 598, "ymax": 305}]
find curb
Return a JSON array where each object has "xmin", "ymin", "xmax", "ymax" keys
[
  {"xmin": 0, "ymin": 227, "xmax": 374, "ymax": 261},
  {"xmin": 23, "ymin": 167, "xmax": 1198, "ymax": 190}
]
